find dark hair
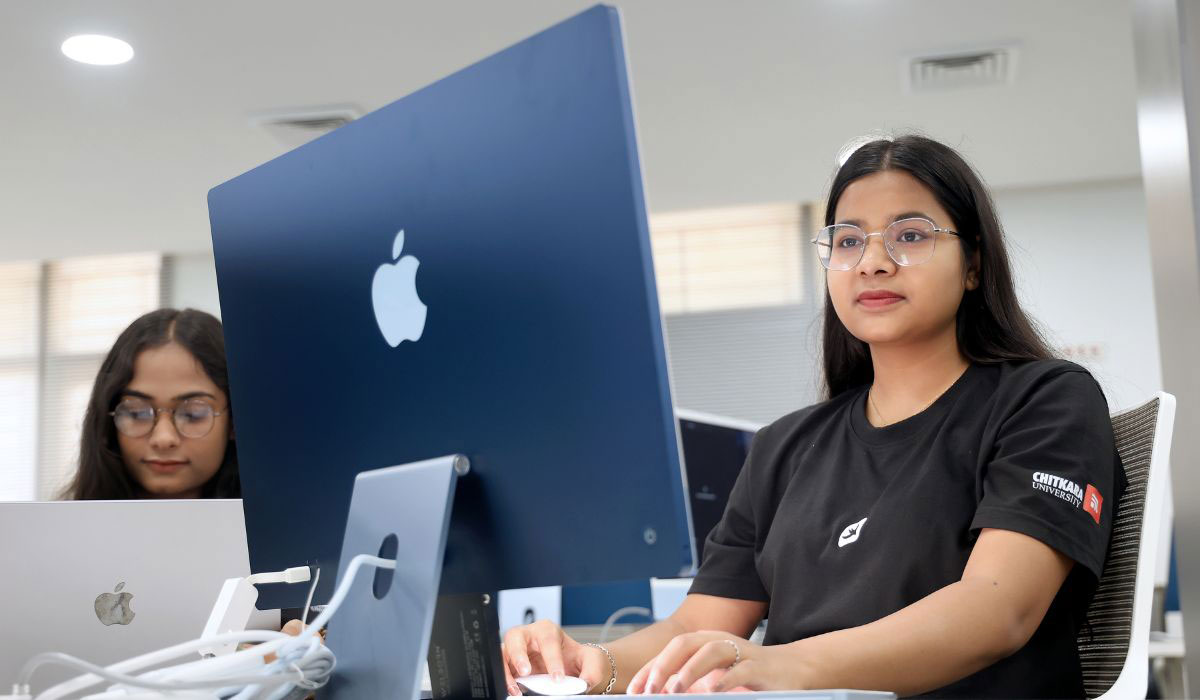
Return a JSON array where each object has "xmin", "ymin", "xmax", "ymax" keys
[
  {"xmin": 821, "ymin": 135, "xmax": 1053, "ymax": 397},
  {"xmin": 63, "ymin": 308, "xmax": 240, "ymax": 500}
]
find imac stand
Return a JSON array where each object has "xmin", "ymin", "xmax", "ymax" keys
[{"xmin": 324, "ymin": 455, "xmax": 483, "ymax": 700}]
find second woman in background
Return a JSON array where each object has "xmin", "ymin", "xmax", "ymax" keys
[{"xmin": 63, "ymin": 307, "xmax": 240, "ymax": 500}]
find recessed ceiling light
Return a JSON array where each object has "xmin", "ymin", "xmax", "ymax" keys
[{"xmin": 61, "ymin": 34, "xmax": 134, "ymax": 66}]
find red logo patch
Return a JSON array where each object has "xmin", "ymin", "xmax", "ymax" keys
[{"xmin": 1083, "ymin": 484, "xmax": 1103, "ymax": 524}]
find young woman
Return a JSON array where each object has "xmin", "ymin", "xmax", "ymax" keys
[
  {"xmin": 63, "ymin": 307, "xmax": 240, "ymax": 500},
  {"xmin": 501, "ymin": 135, "xmax": 1124, "ymax": 698}
]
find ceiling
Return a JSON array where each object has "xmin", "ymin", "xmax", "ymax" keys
[{"xmin": 0, "ymin": 0, "xmax": 1143, "ymax": 262}]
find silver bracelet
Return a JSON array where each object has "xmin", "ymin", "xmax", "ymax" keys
[{"xmin": 582, "ymin": 642, "xmax": 617, "ymax": 695}]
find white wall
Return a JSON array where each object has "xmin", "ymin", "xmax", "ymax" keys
[
  {"xmin": 167, "ymin": 252, "xmax": 222, "ymax": 318},
  {"xmin": 994, "ymin": 178, "xmax": 1163, "ymax": 410},
  {"xmin": 665, "ymin": 304, "xmax": 822, "ymax": 425}
]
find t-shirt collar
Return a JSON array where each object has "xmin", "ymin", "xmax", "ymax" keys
[{"xmin": 848, "ymin": 363, "xmax": 982, "ymax": 446}]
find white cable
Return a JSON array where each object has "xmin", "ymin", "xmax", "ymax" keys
[
  {"xmin": 299, "ymin": 568, "xmax": 320, "ymax": 633},
  {"xmin": 20, "ymin": 554, "xmax": 394, "ymax": 700},
  {"xmin": 22, "ymin": 631, "xmax": 288, "ymax": 700},
  {"xmin": 83, "ymin": 692, "xmax": 216, "ymax": 700},
  {"xmin": 599, "ymin": 606, "xmax": 652, "ymax": 644},
  {"xmin": 244, "ymin": 567, "xmax": 311, "ymax": 586},
  {"xmin": 20, "ymin": 652, "xmax": 301, "ymax": 693},
  {"xmin": 289, "ymin": 554, "xmax": 394, "ymax": 645},
  {"xmin": 37, "ymin": 629, "xmax": 316, "ymax": 699},
  {"xmin": 201, "ymin": 565, "xmax": 312, "ymax": 658}
]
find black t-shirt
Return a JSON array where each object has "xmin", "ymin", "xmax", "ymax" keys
[{"xmin": 689, "ymin": 360, "xmax": 1126, "ymax": 698}]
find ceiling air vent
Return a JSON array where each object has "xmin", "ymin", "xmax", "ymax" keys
[
  {"xmin": 906, "ymin": 47, "xmax": 1017, "ymax": 92},
  {"xmin": 251, "ymin": 104, "xmax": 363, "ymax": 148}
]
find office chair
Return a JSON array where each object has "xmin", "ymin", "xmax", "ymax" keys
[{"xmin": 1078, "ymin": 392, "xmax": 1176, "ymax": 699}]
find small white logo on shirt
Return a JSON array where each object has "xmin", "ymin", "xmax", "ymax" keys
[{"xmin": 837, "ymin": 517, "xmax": 868, "ymax": 548}]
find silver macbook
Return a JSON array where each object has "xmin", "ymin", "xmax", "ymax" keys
[{"xmin": 0, "ymin": 499, "xmax": 257, "ymax": 693}]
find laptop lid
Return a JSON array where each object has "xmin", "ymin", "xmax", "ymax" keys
[{"xmin": 0, "ymin": 500, "xmax": 251, "ymax": 692}]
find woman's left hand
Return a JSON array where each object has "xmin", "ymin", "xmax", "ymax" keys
[{"xmin": 626, "ymin": 631, "xmax": 806, "ymax": 694}]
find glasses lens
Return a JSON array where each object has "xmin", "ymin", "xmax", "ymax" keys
[
  {"xmin": 174, "ymin": 399, "xmax": 216, "ymax": 438},
  {"xmin": 884, "ymin": 219, "xmax": 937, "ymax": 266},
  {"xmin": 820, "ymin": 226, "xmax": 866, "ymax": 270},
  {"xmin": 814, "ymin": 228, "xmax": 834, "ymax": 268},
  {"xmin": 113, "ymin": 400, "xmax": 155, "ymax": 437}
]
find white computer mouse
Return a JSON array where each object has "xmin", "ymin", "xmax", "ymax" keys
[{"xmin": 514, "ymin": 673, "xmax": 589, "ymax": 696}]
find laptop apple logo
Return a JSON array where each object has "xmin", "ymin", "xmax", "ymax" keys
[
  {"xmin": 371, "ymin": 229, "xmax": 427, "ymax": 347},
  {"xmin": 94, "ymin": 581, "xmax": 135, "ymax": 626}
]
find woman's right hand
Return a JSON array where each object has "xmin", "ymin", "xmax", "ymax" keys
[{"xmin": 502, "ymin": 620, "xmax": 610, "ymax": 696}]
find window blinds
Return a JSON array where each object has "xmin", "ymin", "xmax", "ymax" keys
[
  {"xmin": 0, "ymin": 262, "xmax": 41, "ymax": 500},
  {"xmin": 651, "ymin": 202, "xmax": 825, "ymax": 424},
  {"xmin": 0, "ymin": 254, "xmax": 161, "ymax": 501}
]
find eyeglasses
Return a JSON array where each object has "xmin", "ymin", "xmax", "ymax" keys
[
  {"xmin": 812, "ymin": 217, "xmax": 961, "ymax": 271},
  {"xmin": 110, "ymin": 398, "xmax": 226, "ymax": 439}
]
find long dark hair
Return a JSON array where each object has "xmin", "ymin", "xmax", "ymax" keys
[
  {"xmin": 822, "ymin": 135, "xmax": 1053, "ymax": 397},
  {"xmin": 64, "ymin": 308, "xmax": 241, "ymax": 500}
]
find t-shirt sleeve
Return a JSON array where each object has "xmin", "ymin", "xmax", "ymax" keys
[
  {"xmin": 688, "ymin": 430, "xmax": 770, "ymax": 602},
  {"xmin": 970, "ymin": 368, "xmax": 1121, "ymax": 579}
]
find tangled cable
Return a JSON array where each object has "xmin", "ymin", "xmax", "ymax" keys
[{"xmin": 11, "ymin": 554, "xmax": 394, "ymax": 700}]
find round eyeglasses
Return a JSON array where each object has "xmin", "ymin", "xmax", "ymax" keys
[
  {"xmin": 812, "ymin": 217, "xmax": 961, "ymax": 271},
  {"xmin": 110, "ymin": 398, "xmax": 225, "ymax": 439}
]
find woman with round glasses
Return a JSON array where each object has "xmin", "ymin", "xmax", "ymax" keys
[
  {"xmin": 62, "ymin": 308, "xmax": 239, "ymax": 500},
  {"xmin": 501, "ymin": 135, "xmax": 1123, "ymax": 698}
]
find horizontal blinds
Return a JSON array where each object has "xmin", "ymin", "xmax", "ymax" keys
[
  {"xmin": 0, "ymin": 262, "xmax": 41, "ymax": 500},
  {"xmin": 651, "ymin": 203, "xmax": 809, "ymax": 314},
  {"xmin": 651, "ymin": 203, "xmax": 824, "ymax": 425},
  {"xmin": 664, "ymin": 304, "xmax": 823, "ymax": 425},
  {"xmin": 38, "ymin": 254, "xmax": 161, "ymax": 499}
]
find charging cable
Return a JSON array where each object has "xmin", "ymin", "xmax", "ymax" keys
[
  {"xmin": 245, "ymin": 567, "xmax": 312, "ymax": 587},
  {"xmin": 599, "ymin": 606, "xmax": 652, "ymax": 644},
  {"xmin": 199, "ymin": 566, "xmax": 312, "ymax": 658},
  {"xmin": 10, "ymin": 554, "xmax": 394, "ymax": 700}
]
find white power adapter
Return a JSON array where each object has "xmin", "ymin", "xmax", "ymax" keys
[{"xmin": 198, "ymin": 566, "xmax": 310, "ymax": 657}]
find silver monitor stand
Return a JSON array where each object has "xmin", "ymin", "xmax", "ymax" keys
[{"xmin": 325, "ymin": 455, "xmax": 467, "ymax": 700}]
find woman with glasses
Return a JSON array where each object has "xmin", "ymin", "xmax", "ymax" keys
[
  {"xmin": 62, "ymin": 308, "xmax": 239, "ymax": 500},
  {"xmin": 501, "ymin": 135, "xmax": 1123, "ymax": 698}
]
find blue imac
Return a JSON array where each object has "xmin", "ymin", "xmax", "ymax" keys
[
  {"xmin": 562, "ymin": 410, "xmax": 759, "ymax": 625},
  {"xmin": 208, "ymin": 5, "xmax": 695, "ymax": 610}
]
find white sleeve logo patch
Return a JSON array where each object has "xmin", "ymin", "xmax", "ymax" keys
[
  {"xmin": 1032, "ymin": 471, "xmax": 1104, "ymax": 524},
  {"xmin": 1031, "ymin": 471, "xmax": 1083, "ymax": 506}
]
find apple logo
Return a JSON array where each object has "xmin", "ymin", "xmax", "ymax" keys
[
  {"xmin": 94, "ymin": 581, "xmax": 135, "ymax": 626},
  {"xmin": 371, "ymin": 229, "xmax": 428, "ymax": 347}
]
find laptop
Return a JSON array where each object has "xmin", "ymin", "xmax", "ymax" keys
[{"xmin": 0, "ymin": 500, "xmax": 257, "ymax": 693}]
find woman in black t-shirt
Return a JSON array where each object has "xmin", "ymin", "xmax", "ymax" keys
[{"xmin": 501, "ymin": 135, "xmax": 1122, "ymax": 698}]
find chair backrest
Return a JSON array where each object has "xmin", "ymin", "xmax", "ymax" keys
[{"xmin": 1078, "ymin": 392, "xmax": 1176, "ymax": 699}]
